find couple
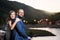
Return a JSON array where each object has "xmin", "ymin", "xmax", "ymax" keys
[{"xmin": 7, "ymin": 9, "xmax": 28, "ymax": 40}]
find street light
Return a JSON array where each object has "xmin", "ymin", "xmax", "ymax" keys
[
  {"xmin": 26, "ymin": 21, "xmax": 28, "ymax": 23},
  {"xmin": 34, "ymin": 19, "xmax": 36, "ymax": 22},
  {"xmin": 23, "ymin": 20, "xmax": 26, "ymax": 23}
]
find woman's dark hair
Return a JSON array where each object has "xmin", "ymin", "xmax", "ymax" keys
[{"xmin": 8, "ymin": 10, "xmax": 16, "ymax": 21}]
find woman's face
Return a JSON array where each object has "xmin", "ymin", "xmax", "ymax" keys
[{"xmin": 10, "ymin": 12, "xmax": 15, "ymax": 19}]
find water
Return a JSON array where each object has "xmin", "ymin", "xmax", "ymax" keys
[{"xmin": 30, "ymin": 28, "xmax": 60, "ymax": 40}]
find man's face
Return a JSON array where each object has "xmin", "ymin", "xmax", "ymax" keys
[{"xmin": 18, "ymin": 9, "xmax": 24, "ymax": 17}]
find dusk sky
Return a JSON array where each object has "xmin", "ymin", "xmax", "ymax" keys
[{"xmin": 9, "ymin": 0, "xmax": 60, "ymax": 13}]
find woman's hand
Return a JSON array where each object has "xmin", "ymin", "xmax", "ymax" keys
[
  {"xmin": 8, "ymin": 18, "xmax": 20, "ymax": 30},
  {"xmin": 15, "ymin": 18, "xmax": 20, "ymax": 23}
]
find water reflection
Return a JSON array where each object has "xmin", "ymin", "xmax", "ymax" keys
[{"xmin": 31, "ymin": 28, "xmax": 60, "ymax": 40}]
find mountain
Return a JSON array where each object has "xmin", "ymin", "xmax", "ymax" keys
[
  {"xmin": 8, "ymin": 1, "xmax": 52, "ymax": 19},
  {"xmin": 0, "ymin": 0, "xmax": 52, "ymax": 24}
]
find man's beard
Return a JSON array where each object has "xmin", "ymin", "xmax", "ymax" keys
[{"xmin": 18, "ymin": 15, "xmax": 24, "ymax": 19}]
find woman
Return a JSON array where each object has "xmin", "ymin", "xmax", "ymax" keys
[
  {"xmin": 8, "ymin": 10, "xmax": 20, "ymax": 30},
  {"xmin": 7, "ymin": 10, "xmax": 22, "ymax": 40}
]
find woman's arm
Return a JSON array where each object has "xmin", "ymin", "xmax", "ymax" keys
[{"xmin": 8, "ymin": 18, "xmax": 20, "ymax": 30}]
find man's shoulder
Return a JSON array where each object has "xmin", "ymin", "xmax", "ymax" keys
[
  {"xmin": 19, "ymin": 18, "xmax": 21, "ymax": 20},
  {"xmin": 18, "ymin": 18, "xmax": 22, "ymax": 21}
]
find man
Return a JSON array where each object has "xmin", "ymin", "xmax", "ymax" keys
[{"xmin": 15, "ymin": 9, "xmax": 28, "ymax": 40}]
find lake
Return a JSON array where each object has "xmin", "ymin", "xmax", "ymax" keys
[{"xmin": 30, "ymin": 28, "xmax": 60, "ymax": 40}]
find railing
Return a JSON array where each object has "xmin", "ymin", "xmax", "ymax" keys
[{"xmin": 0, "ymin": 30, "xmax": 5, "ymax": 40}]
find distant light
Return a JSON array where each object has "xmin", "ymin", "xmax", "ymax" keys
[
  {"xmin": 37, "ymin": 21, "xmax": 40, "ymax": 23},
  {"xmin": 34, "ymin": 19, "xmax": 36, "ymax": 22},
  {"xmin": 45, "ymin": 19, "xmax": 48, "ymax": 21},
  {"xmin": 23, "ymin": 20, "xmax": 26, "ymax": 22},
  {"xmin": 26, "ymin": 21, "xmax": 28, "ymax": 23}
]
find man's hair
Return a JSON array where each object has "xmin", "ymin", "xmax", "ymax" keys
[{"xmin": 17, "ymin": 9, "xmax": 24, "ymax": 14}]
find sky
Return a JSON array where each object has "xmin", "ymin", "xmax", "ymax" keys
[{"xmin": 9, "ymin": 0, "xmax": 60, "ymax": 13}]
